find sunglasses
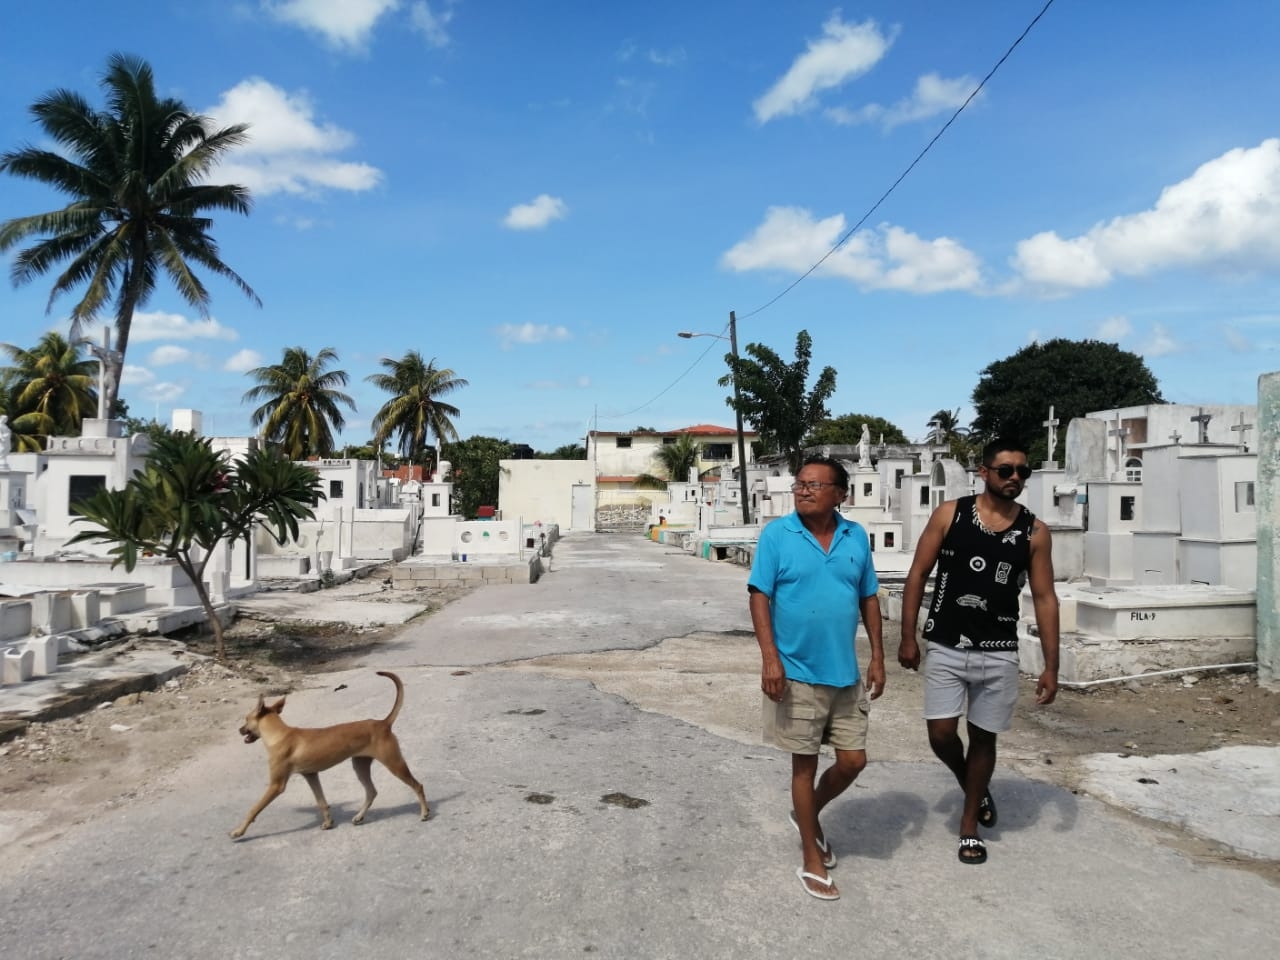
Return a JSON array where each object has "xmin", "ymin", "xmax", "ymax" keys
[{"xmin": 989, "ymin": 464, "xmax": 1032, "ymax": 480}]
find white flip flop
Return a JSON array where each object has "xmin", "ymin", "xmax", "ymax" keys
[
  {"xmin": 788, "ymin": 810, "xmax": 837, "ymax": 869},
  {"xmin": 796, "ymin": 867, "xmax": 839, "ymax": 901}
]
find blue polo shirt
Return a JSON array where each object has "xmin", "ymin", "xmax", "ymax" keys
[{"xmin": 747, "ymin": 511, "xmax": 878, "ymax": 688}]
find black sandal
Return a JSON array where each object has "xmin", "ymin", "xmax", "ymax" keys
[
  {"xmin": 958, "ymin": 835, "xmax": 987, "ymax": 864},
  {"xmin": 978, "ymin": 791, "xmax": 998, "ymax": 829}
]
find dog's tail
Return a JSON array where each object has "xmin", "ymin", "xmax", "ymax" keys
[{"xmin": 376, "ymin": 670, "xmax": 405, "ymax": 726}]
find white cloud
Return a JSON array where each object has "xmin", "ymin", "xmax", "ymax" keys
[
  {"xmin": 207, "ymin": 79, "xmax": 383, "ymax": 196},
  {"xmin": 120, "ymin": 365, "xmax": 155, "ymax": 386},
  {"xmin": 753, "ymin": 15, "xmax": 894, "ymax": 123},
  {"xmin": 142, "ymin": 382, "xmax": 186, "ymax": 404},
  {"xmin": 409, "ymin": 1, "xmax": 453, "ymax": 47},
  {"xmin": 503, "ymin": 194, "xmax": 568, "ymax": 230},
  {"xmin": 147, "ymin": 346, "xmax": 196, "ymax": 367},
  {"xmin": 261, "ymin": 0, "xmax": 400, "ymax": 50},
  {"xmin": 827, "ymin": 72, "xmax": 978, "ymax": 128},
  {"xmin": 224, "ymin": 349, "xmax": 264, "ymax": 372},
  {"xmin": 1097, "ymin": 315, "xmax": 1132, "ymax": 341},
  {"xmin": 105, "ymin": 311, "xmax": 238, "ymax": 344},
  {"xmin": 496, "ymin": 323, "xmax": 572, "ymax": 349},
  {"xmin": 721, "ymin": 206, "xmax": 981, "ymax": 293},
  {"xmin": 1013, "ymin": 138, "xmax": 1280, "ymax": 291},
  {"xmin": 1223, "ymin": 325, "xmax": 1254, "ymax": 353},
  {"xmin": 1144, "ymin": 323, "xmax": 1181, "ymax": 357},
  {"xmin": 576, "ymin": 375, "xmax": 591, "ymax": 388}
]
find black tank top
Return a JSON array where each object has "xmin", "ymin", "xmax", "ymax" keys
[{"xmin": 922, "ymin": 496, "xmax": 1035, "ymax": 651}]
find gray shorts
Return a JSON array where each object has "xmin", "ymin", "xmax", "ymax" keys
[
  {"xmin": 763, "ymin": 679, "xmax": 870, "ymax": 755},
  {"xmin": 923, "ymin": 642, "xmax": 1020, "ymax": 733}
]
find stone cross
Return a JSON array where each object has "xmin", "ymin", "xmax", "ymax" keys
[
  {"xmin": 1168, "ymin": 430, "xmax": 1182, "ymax": 444},
  {"xmin": 1042, "ymin": 405, "xmax": 1060, "ymax": 463},
  {"xmin": 86, "ymin": 328, "xmax": 120, "ymax": 420},
  {"xmin": 1230, "ymin": 411, "xmax": 1254, "ymax": 451},
  {"xmin": 1108, "ymin": 412, "xmax": 1129, "ymax": 474},
  {"xmin": 1190, "ymin": 407, "xmax": 1212, "ymax": 444}
]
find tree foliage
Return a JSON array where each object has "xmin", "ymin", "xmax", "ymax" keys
[
  {"xmin": 721, "ymin": 330, "xmax": 837, "ymax": 474},
  {"xmin": 66, "ymin": 432, "xmax": 322, "ymax": 660},
  {"xmin": 0, "ymin": 53, "xmax": 259, "ymax": 414},
  {"xmin": 441, "ymin": 435, "xmax": 514, "ymax": 519},
  {"xmin": 635, "ymin": 432, "xmax": 703, "ymax": 490},
  {"xmin": 366, "ymin": 351, "xmax": 467, "ymax": 467},
  {"xmin": 242, "ymin": 346, "xmax": 356, "ymax": 460},
  {"xmin": 970, "ymin": 338, "xmax": 1163, "ymax": 461},
  {"xmin": 806, "ymin": 413, "xmax": 908, "ymax": 447},
  {"xmin": 1, "ymin": 331, "xmax": 97, "ymax": 450},
  {"xmin": 538, "ymin": 442, "xmax": 585, "ymax": 460}
]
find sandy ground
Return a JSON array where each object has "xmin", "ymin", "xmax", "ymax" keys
[{"xmin": 2, "ymin": 612, "xmax": 1277, "ymax": 880}]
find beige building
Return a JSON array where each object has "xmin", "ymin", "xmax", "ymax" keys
[{"xmin": 586, "ymin": 424, "xmax": 758, "ymax": 501}]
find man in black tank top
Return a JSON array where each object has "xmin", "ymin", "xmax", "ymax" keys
[{"xmin": 898, "ymin": 439, "xmax": 1060, "ymax": 865}]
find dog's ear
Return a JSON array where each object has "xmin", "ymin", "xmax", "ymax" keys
[
  {"xmin": 254, "ymin": 694, "xmax": 266, "ymax": 714},
  {"xmin": 269, "ymin": 697, "xmax": 287, "ymax": 714}
]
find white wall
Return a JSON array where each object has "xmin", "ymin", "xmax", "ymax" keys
[{"xmin": 498, "ymin": 459, "xmax": 595, "ymax": 531}]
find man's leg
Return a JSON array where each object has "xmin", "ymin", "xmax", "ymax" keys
[
  {"xmin": 791, "ymin": 753, "xmax": 838, "ymax": 897},
  {"xmin": 959, "ymin": 722, "xmax": 997, "ymax": 837},
  {"xmin": 926, "ymin": 716, "xmax": 968, "ymax": 787},
  {"xmin": 814, "ymin": 748, "xmax": 867, "ymax": 816}
]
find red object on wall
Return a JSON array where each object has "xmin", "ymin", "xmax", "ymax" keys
[{"xmin": 477, "ymin": 505, "xmax": 496, "ymax": 518}]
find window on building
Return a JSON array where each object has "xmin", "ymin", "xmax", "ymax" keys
[
  {"xmin": 1236, "ymin": 481, "xmax": 1256, "ymax": 512},
  {"xmin": 863, "ymin": 482, "xmax": 873, "ymax": 497},
  {"xmin": 702, "ymin": 443, "xmax": 732, "ymax": 460},
  {"xmin": 869, "ymin": 533, "xmax": 876, "ymax": 551},
  {"xmin": 329, "ymin": 479, "xmax": 344, "ymax": 499},
  {"xmin": 920, "ymin": 486, "xmax": 930, "ymax": 506},
  {"xmin": 68, "ymin": 475, "xmax": 107, "ymax": 515},
  {"xmin": 615, "ymin": 437, "xmax": 632, "ymax": 449},
  {"xmin": 1120, "ymin": 495, "xmax": 1136, "ymax": 521},
  {"xmin": 894, "ymin": 469, "xmax": 905, "ymax": 489},
  {"xmin": 432, "ymin": 493, "xmax": 441, "ymax": 507},
  {"xmin": 662, "ymin": 436, "xmax": 677, "ymax": 445},
  {"xmin": 1124, "ymin": 456, "xmax": 1143, "ymax": 483},
  {"xmin": 884, "ymin": 532, "xmax": 895, "ymax": 548}
]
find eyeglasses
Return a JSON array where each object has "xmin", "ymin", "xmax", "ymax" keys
[
  {"xmin": 989, "ymin": 464, "xmax": 1032, "ymax": 480},
  {"xmin": 791, "ymin": 481, "xmax": 842, "ymax": 492}
]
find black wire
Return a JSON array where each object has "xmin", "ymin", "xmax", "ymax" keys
[
  {"xmin": 738, "ymin": 0, "xmax": 1057, "ymax": 323},
  {"xmin": 602, "ymin": 0, "xmax": 1057, "ymax": 421}
]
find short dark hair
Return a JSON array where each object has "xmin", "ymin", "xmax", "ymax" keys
[
  {"xmin": 800, "ymin": 455, "xmax": 849, "ymax": 490},
  {"xmin": 981, "ymin": 438, "xmax": 1027, "ymax": 466}
]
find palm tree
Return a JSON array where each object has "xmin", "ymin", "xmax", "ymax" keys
[
  {"xmin": 242, "ymin": 347, "xmax": 356, "ymax": 460},
  {"xmin": 366, "ymin": 352, "xmax": 467, "ymax": 466},
  {"xmin": 635, "ymin": 433, "xmax": 702, "ymax": 489},
  {"xmin": 928, "ymin": 408, "xmax": 966, "ymax": 443},
  {"xmin": 0, "ymin": 53, "xmax": 260, "ymax": 416},
  {"xmin": 1, "ymin": 331, "xmax": 97, "ymax": 447}
]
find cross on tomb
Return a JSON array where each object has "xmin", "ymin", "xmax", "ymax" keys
[
  {"xmin": 1230, "ymin": 412, "xmax": 1254, "ymax": 451},
  {"xmin": 1168, "ymin": 430, "xmax": 1182, "ymax": 444},
  {"xmin": 1190, "ymin": 407, "xmax": 1212, "ymax": 444},
  {"xmin": 1108, "ymin": 413, "xmax": 1130, "ymax": 475},
  {"xmin": 1042, "ymin": 405, "xmax": 1060, "ymax": 463}
]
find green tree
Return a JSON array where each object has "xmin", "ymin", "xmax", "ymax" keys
[
  {"xmin": 441, "ymin": 435, "xmax": 514, "ymax": 519},
  {"xmin": 721, "ymin": 330, "xmax": 837, "ymax": 474},
  {"xmin": 0, "ymin": 54, "xmax": 259, "ymax": 415},
  {"xmin": 538, "ymin": 442, "xmax": 585, "ymax": 460},
  {"xmin": 636, "ymin": 433, "xmax": 702, "ymax": 489},
  {"xmin": 366, "ymin": 351, "xmax": 467, "ymax": 468},
  {"xmin": 970, "ymin": 338, "xmax": 1163, "ymax": 461},
  {"xmin": 120, "ymin": 415, "xmax": 172, "ymax": 443},
  {"xmin": 242, "ymin": 346, "xmax": 356, "ymax": 460},
  {"xmin": 806, "ymin": 413, "xmax": 908, "ymax": 447},
  {"xmin": 66, "ymin": 432, "xmax": 322, "ymax": 660},
  {"xmin": 1, "ymin": 331, "xmax": 98, "ymax": 448}
]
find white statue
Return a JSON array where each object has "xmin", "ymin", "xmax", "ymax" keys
[
  {"xmin": 858, "ymin": 423, "xmax": 871, "ymax": 469},
  {"xmin": 0, "ymin": 415, "xmax": 10, "ymax": 469}
]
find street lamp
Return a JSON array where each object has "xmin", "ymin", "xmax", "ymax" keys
[{"xmin": 677, "ymin": 310, "xmax": 752, "ymax": 525}]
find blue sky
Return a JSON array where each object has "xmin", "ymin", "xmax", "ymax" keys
[{"xmin": 2, "ymin": 0, "xmax": 1278, "ymax": 452}]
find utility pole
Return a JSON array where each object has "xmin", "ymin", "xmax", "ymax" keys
[{"xmin": 728, "ymin": 311, "xmax": 752, "ymax": 525}]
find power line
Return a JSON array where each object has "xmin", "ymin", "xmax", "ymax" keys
[
  {"xmin": 603, "ymin": 0, "xmax": 1058, "ymax": 420},
  {"xmin": 738, "ymin": 0, "xmax": 1057, "ymax": 323}
]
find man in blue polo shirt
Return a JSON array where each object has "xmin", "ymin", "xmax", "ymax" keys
[{"xmin": 748, "ymin": 455, "xmax": 884, "ymax": 902}]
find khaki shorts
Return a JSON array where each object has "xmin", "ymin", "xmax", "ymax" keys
[{"xmin": 763, "ymin": 679, "xmax": 870, "ymax": 755}]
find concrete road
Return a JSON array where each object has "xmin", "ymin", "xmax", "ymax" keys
[{"xmin": 2, "ymin": 533, "xmax": 1275, "ymax": 960}]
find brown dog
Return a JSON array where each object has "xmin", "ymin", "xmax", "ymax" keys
[{"xmin": 230, "ymin": 670, "xmax": 430, "ymax": 839}]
